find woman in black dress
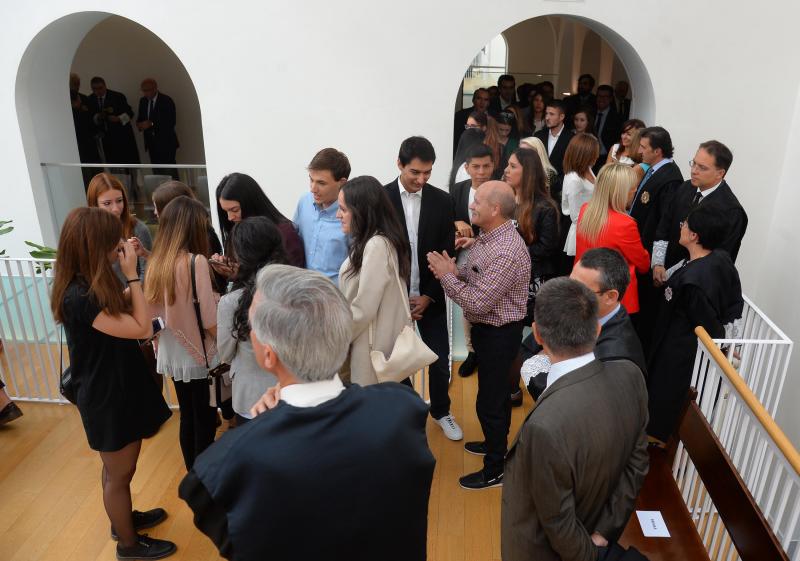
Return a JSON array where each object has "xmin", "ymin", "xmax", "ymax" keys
[
  {"xmin": 51, "ymin": 208, "xmax": 174, "ymax": 560},
  {"xmin": 647, "ymin": 204, "xmax": 744, "ymax": 443}
]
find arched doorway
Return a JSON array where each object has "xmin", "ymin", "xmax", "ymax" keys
[
  {"xmin": 454, "ymin": 14, "xmax": 655, "ymax": 152},
  {"xmin": 15, "ymin": 12, "xmax": 207, "ymax": 246}
]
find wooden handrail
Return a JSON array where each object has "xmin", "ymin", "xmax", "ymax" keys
[{"xmin": 695, "ymin": 327, "xmax": 800, "ymax": 475}]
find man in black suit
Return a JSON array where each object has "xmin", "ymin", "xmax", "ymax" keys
[
  {"xmin": 450, "ymin": 143, "xmax": 495, "ymax": 377},
  {"xmin": 453, "ymin": 88, "xmax": 489, "ymax": 152},
  {"xmin": 488, "ymin": 74, "xmax": 517, "ymax": 116},
  {"xmin": 384, "ymin": 136, "xmax": 462, "ymax": 441},
  {"xmin": 564, "ymin": 73, "xmax": 597, "ymax": 122},
  {"xmin": 69, "ymin": 73, "xmax": 101, "ymax": 188},
  {"xmin": 87, "ymin": 76, "xmax": 140, "ymax": 168},
  {"xmin": 180, "ymin": 266, "xmax": 435, "ymax": 561},
  {"xmin": 652, "ymin": 140, "xmax": 748, "ymax": 287},
  {"xmin": 534, "ymin": 99, "xmax": 573, "ymax": 176},
  {"xmin": 594, "ymin": 85, "xmax": 623, "ymax": 168},
  {"xmin": 629, "ymin": 126, "xmax": 684, "ymax": 352},
  {"xmin": 520, "ymin": 248, "xmax": 647, "ymax": 400},
  {"xmin": 615, "ymin": 80, "xmax": 631, "ymax": 120},
  {"xmin": 136, "ymin": 78, "xmax": 179, "ymax": 179}
]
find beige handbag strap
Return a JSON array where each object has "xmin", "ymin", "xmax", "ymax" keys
[{"xmin": 368, "ymin": 242, "xmax": 413, "ymax": 349}]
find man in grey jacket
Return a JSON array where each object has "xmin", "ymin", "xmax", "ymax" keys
[{"xmin": 501, "ymin": 278, "xmax": 649, "ymax": 561}]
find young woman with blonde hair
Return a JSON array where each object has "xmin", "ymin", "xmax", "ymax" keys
[
  {"xmin": 145, "ymin": 196, "xmax": 220, "ymax": 470},
  {"xmin": 519, "ymin": 136, "xmax": 557, "ymax": 188},
  {"xmin": 575, "ymin": 163, "xmax": 650, "ymax": 314}
]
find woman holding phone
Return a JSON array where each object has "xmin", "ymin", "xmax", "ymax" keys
[{"xmin": 52, "ymin": 208, "xmax": 174, "ymax": 559}]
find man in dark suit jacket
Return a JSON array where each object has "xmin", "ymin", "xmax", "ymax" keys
[
  {"xmin": 87, "ymin": 76, "xmax": 140, "ymax": 166},
  {"xmin": 594, "ymin": 85, "xmax": 623, "ymax": 168},
  {"xmin": 564, "ymin": 73, "xmax": 597, "ymax": 124},
  {"xmin": 615, "ymin": 80, "xmax": 631, "ymax": 120},
  {"xmin": 502, "ymin": 278, "xmax": 649, "ymax": 561},
  {"xmin": 453, "ymin": 88, "xmax": 489, "ymax": 152},
  {"xmin": 628, "ymin": 127, "xmax": 684, "ymax": 351},
  {"xmin": 384, "ymin": 137, "xmax": 462, "ymax": 441},
  {"xmin": 488, "ymin": 74, "xmax": 517, "ymax": 116},
  {"xmin": 180, "ymin": 266, "xmax": 435, "ymax": 561},
  {"xmin": 520, "ymin": 248, "xmax": 647, "ymax": 400},
  {"xmin": 652, "ymin": 140, "xmax": 748, "ymax": 285},
  {"xmin": 450, "ymin": 143, "xmax": 495, "ymax": 377},
  {"xmin": 136, "ymin": 78, "xmax": 179, "ymax": 178},
  {"xmin": 534, "ymin": 99, "xmax": 574, "ymax": 177}
]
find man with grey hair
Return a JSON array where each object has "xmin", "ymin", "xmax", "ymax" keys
[
  {"xmin": 179, "ymin": 265, "xmax": 435, "ymax": 561},
  {"xmin": 428, "ymin": 180, "xmax": 530, "ymax": 490},
  {"xmin": 502, "ymin": 278, "xmax": 649, "ymax": 561}
]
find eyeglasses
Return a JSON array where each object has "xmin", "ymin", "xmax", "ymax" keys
[{"xmin": 689, "ymin": 159, "xmax": 713, "ymax": 172}]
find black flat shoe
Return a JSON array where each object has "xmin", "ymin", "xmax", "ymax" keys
[
  {"xmin": 0, "ymin": 402, "xmax": 23, "ymax": 426},
  {"xmin": 111, "ymin": 508, "xmax": 168, "ymax": 540},
  {"xmin": 464, "ymin": 441, "xmax": 488, "ymax": 456},
  {"xmin": 459, "ymin": 470, "xmax": 503, "ymax": 490},
  {"xmin": 458, "ymin": 352, "xmax": 478, "ymax": 377},
  {"xmin": 116, "ymin": 535, "xmax": 176, "ymax": 560}
]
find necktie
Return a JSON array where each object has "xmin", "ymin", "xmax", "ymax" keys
[
  {"xmin": 148, "ymin": 98, "xmax": 154, "ymax": 120},
  {"xmin": 629, "ymin": 167, "xmax": 655, "ymax": 214},
  {"xmin": 691, "ymin": 191, "xmax": 703, "ymax": 207}
]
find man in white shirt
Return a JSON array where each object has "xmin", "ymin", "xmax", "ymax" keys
[
  {"xmin": 180, "ymin": 265, "xmax": 436, "ymax": 561},
  {"xmin": 383, "ymin": 136, "xmax": 463, "ymax": 441},
  {"xmin": 502, "ymin": 278, "xmax": 649, "ymax": 561}
]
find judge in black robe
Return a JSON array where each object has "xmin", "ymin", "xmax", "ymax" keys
[{"xmin": 646, "ymin": 206, "xmax": 744, "ymax": 442}]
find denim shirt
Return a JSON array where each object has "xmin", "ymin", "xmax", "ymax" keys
[{"xmin": 293, "ymin": 192, "xmax": 349, "ymax": 284}]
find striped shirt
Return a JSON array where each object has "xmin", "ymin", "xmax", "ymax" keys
[{"xmin": 441, "ymin": 220, "xmax": 530, "ymax": 327}]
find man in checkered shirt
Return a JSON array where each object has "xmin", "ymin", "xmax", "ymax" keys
[{"xmin": 428, "ymin": 180, "xmax": 530, "ymax": 490}]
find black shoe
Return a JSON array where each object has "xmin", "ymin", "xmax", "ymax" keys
[
  {"xmin": 464, "ymin": 441, "xmax": 488, "ymax": 456},
  {"xmin": 459, "ymin": 470, "xmax": 503, "ymax": 490},
  {"xmin": 458, "ymin": 352, "xmax": 478, "ymax": 377},
  {"xmin": 0, "ymin": 401, "xmax": 23, "ymax": 426},
  {"xmin": 510, "ymin": 389, "xmax": 523, "ymax": 408},
  {"xmin": 116, "ymin": 535, "xmax": 176, "ymax": 560},
  {"xmin": 111, "ymin": 509, "xmax": 168, "ymax": 540}
]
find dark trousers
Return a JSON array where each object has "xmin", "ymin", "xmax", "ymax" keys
[
  {"xmin": 633, "ymin": 273, "xmax": 661, "ymax": 356},
  {"xmin": 148, "ymin": 145, "xmax": 178, "ymax": 180},
  {"xmin": 172, "ymin": 378, "xmax": 217, "ymax": 470},
  {"xmin": 417, "ymin": 307, "xmax": 451, "ymax": 419},
  {"xmin": 472, "ymin": 321, "xmax": 524, "ymax": 477}
]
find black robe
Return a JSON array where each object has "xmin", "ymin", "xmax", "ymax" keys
[{"xmin": 646, "ymin": 250, "xmax": 743, "ymax": 441}]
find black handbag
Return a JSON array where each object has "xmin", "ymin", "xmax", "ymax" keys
[
  {"xmin": 58, "ymin": 328, "xmax": 77, "ymax": 404},
  {"xmin": 190, "ymin": 254, "xmax": 230, "ymax": 405}
]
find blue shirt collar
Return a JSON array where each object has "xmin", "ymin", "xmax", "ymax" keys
[{"xmin": 598, "ymin": 304, "xmax": 621, "ymax": 327}]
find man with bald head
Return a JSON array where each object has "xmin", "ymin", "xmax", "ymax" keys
[
  {"xmin": 428, "ymin": 181, "xmax": 531, "ymax": 490},
  {"xmin": 137, "ymin": 78, "xmax": 179, "ymax": 178}
]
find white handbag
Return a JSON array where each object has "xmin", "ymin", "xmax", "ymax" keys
[{"xmin": 369, "ymin": 256, "xmax": 437, "ymax": 383}]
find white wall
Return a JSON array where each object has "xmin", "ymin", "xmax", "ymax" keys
[
  {"xmin": 3, "ymin": 0, "xmax": 800, "ymax": 441},
  {"xmin": 71, "ymin": 15, "xmax": 206, "ymax": 165}
]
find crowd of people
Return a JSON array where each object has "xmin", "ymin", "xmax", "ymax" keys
[{"xmin": 31, "ymin": 69, "xmax": 750, "ymax": 560}]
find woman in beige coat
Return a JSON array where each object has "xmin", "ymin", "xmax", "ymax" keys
[{"xmin": 337, "ymin": 176, "xmax": 413, "ymax": 386}]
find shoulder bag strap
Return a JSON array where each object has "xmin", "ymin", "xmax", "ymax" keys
[
  {"xmin": 367, "ymin": 240, "xmax": 414, "ymax": 349},
  {"xmin": 190, "ymin": 254, "xmax": 210, "ymax": 369}
]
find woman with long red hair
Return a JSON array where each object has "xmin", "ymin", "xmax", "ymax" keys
[{"xmin": 51, "ymin": 207, "xmax": 174, "ymax": 559}]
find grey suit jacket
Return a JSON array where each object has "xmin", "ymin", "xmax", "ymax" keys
[{"xmin": 501, "ymin": 359, "xmax": 649, "ymax": 561}]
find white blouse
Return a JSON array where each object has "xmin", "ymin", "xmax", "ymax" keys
[
  {"xmin": 561, "ymin": 170, "xmax": 596, "ymax": 256},
  {"xmin": 611, "ymin": 143, "xmax": 635, "ymax": 165}
]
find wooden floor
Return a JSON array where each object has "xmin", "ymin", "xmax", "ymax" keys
[{"xmin": 0, "ymin": 364, "xmax": 534, "ymax": 561}]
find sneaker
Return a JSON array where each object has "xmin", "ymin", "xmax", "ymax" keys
[
  {"xmin": 111, "ymin": 509, "xmax": 168, "ymax": 540},
  {"xmin": 459, "ymin": 470, "xmax": 503, "ymax": 490},
  {"xmin": 458, "ymin": 352, "xmax": 478, "ymax": 377},
  {"xmin": 116, "ymin": 535, "xmax": 176, "ymax": 560},
  {"xmin": 510, "ymin": 389, "xmax": 523, "ymax": 408},
  {"xmin": 0, "ymin": 402, "xmax": 23, "ymax": 426},
  {"xmin": 464, "ymin": 441, "xmax": 488, "ymax": 456},
  {"xmin": 434, "ymin": 414, "xmax": 463, "ymax": 441}
]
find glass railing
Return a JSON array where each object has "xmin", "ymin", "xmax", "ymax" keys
[{"xmin": 40, "ymin": 162, "xmax": 210, "ymax": 238}]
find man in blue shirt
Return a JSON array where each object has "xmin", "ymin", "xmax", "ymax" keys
[{"xmin": 293, "ymin": 148, "xmax": 351, "ymax": 284}]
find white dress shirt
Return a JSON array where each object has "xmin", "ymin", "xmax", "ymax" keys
[
  {"xmin": 398, "ymin": 178, "xmax": 422, "ymax": 296},
  {"xmin": 280, "ymin": 374, "xmax": 345, "ymax": 408},
  {"xmin": 547, "ymin": 124, "xmax": 564, "ymax": 156},
  {"xmin": 545, "ymin": 352, "xmax": 596, "ymax": 392}
]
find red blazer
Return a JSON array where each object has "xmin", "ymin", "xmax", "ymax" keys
[{"xmin": 575, "ymin": 205, "xmax": 650, "ymax": 314}]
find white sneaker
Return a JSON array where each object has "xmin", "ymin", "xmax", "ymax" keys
[{"xmin": 435, "ymin": 414, "xmax": 463, "ymax": 441}]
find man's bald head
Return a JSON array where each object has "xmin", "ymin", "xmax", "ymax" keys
[
  {"xmin": 470, "ymin": 180, "xmax": 517, "ymax": 230},
  {"xmin": 141, "ymin": 78, "xmax": 158, "ymax": 99}
]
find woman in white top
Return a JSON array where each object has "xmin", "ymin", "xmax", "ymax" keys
[
  {"xmin": 561, "ymin": 133, "xmax": 600, "ymax": 256},
  {"xmin": 606, "ymin": 118, "xmax": 645, "ymax": 166}
]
